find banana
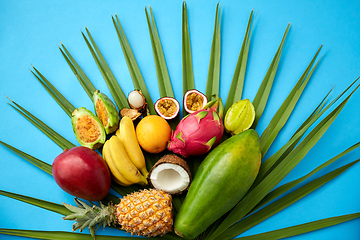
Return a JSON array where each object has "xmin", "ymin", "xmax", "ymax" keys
[
  {"xmin": 108, "ymin": 135, "xmax": 148, "ymax": 185},
  {"xmin": 102, "ymin": 140, "xmax": 133, "ymax": 186},
  {"xmin": 117, "ymin": 116, "xmax": 149, "ymax": 177}
]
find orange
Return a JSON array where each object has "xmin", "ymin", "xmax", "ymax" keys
[{"xmin": 136, "ymin": 115, "xmax": 172, "ymax": 153}]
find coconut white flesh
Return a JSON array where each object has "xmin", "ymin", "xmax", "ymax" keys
[{"xmin": 149, "ymin": 163, "xmax": 190, "ymax": 194}]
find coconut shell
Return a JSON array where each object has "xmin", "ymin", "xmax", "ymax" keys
[{"xmin": 148, "ymin": 154, "xmax": 191, "ymax": 195}]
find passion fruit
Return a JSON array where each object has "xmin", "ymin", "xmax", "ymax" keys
[
  {"xmin": 183, "ymin": 89, "xmax": 208, "ymax": 114},
  {"xmin": 154, "ymin": 97, "xmax": 180, "ymax": 120}
]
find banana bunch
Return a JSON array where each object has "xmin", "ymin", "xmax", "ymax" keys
[{"xmin": 102, "ymin": 116, "xmax": 149, "ymax": 186}]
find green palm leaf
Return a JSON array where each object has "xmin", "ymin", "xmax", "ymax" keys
[
  {"xmin": 182, "ymin": 1, "xmax": 195, "ymax": 94},
  {"xmin": 259, "ymin": 45, "xmax": 323, "ymax": 156},
  {"xmin": 205, "ymin": 3, "xmax": 221, "ymax": 101},
  {"xmin": 207, "ymin": 81, "xmax": 359, "ymax": 240},
  {"xmin": 59, "ymin": 43, "xmax": 97, "ymax": 101},
  {"xmin": 6, "ymin": 98, "xmax": 75, "ymax": 150},
  {"xmin": 82, "ymin": 27, "xmax": 129, "ymax": 110},
  {"xmin": 0, "ymin": 190, "xmax": 71, "ymax": 216},
  {"xmin": 0, "ymin": 140, "xmax": 53, "ymax": 175},
  {"xmin": 252, "ymin": 24, "xmax": 290, "ymax": 128},
  {"xmin": 30, "ymin": 66, "xmax": 76, "ymax": 117},
  {"xmin": 236, "ymin": 212, "xmax": 360, "ymax": 240},
  {"xmin": 182, "ymin": 1, "xmax": 195, "ymax": 115},
  {"xmin": 224, "ymin": 10, "xmax": 254, "ymax": 113},
  {"xmin": 216, "ymin": 157, "xmax": 360, "ymax": 239},
  {"xmin": 112, "ymin": 14, "xmax": 156, "ymax": 115},
  {"xmin": 145, "ymin": 6, "xmax": 174, "ymax": 98},
  {"xmin": 0, "ymin": 229, "xmax": 182, "ymax": 240},
  {"xmin": 254, "ymin": 78, "xmax": 358, "ymax": 187}
]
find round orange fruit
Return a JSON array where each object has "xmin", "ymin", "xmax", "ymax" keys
[{"xmin": 136, "ymin": 115, "xmax": 172, "ymax": 153}]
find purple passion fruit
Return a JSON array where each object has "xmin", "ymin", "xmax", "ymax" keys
[
  {"xmin": 154, "ymin": 97, "xmax": 180, "ymax": 120},
  {"xmin": 183, "ymin": 89, "xmax": 208, "ymax": 114}
]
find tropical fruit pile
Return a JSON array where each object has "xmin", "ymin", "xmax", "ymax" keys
[{"xmin": 1, "ymin": 2, "xmax": 360, "ymax": 240}]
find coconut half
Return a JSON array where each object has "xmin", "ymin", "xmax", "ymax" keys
[{"xmin": 148, "ymin": 154, "xmax": 191, "ymax": 194}]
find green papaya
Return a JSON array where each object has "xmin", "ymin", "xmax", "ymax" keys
[{"xmin": 174, "ymin": 129, "xmax": 261, "ymax": 239}]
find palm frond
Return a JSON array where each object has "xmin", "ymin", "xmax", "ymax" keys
[
  {"xmin": 236, "ymin": 212, "xmax": 360, "ymax": 240},
  {"xmin": 6, "ymin": 98, "xmax": 76, "ymax": 150},
  {"xmin": 224, "ymin": 10, "xmax": 254, "ymax": 113},
  {"xmin": 182, "ymin": 1, "xmax": 195, "ymax": 116},
  {"xmin": 205, "ymin": 3, "xmax": 221, "ymax": 101},
  {"xmin": 216, "ymin": 157, "xmax": 360, "ymax": 239},
  {"xmin": 0, "ymin": 140, "xmax": 53, "ymax": 175},
  {"xmin": 82, "ymin": 28, "xmax": 129, "ymax": 110},
  {"xmin": 30, "ymin": 66, "xmax": 76, "ymax": 117},
  {"xmin": 252, "ymin": 24, "xmax": 290, "ymax": 128},
  {"xmin": 112, "ymin": 14, "xmax": 156, "ymax": 115},
  {"xmin": 59, "ymin": 43, "xmax": 97, "ymax": 101},
  {"xmin": 145, "ymin": 6, "xmax": 174, "ymax": 98},
  {"xmin": 206, "ymin": 81, "xmax": 359, "ymax": 240},
  {"xmin": 259, "ymin": 45, "xmax": 323, "ymax": 156}
]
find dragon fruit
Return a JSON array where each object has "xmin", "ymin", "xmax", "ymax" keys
[{"xmin": 168, "ymin": 97, "xmax": 224, "ymax": 157}]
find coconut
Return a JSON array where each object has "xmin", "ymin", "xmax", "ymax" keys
[{"xmin": 148, "ymin": 154, "xmax": 191, "ymax": 195}]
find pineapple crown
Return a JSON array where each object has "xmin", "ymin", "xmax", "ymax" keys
[{"xmin": 62, "ymin": 198, "xmax": 116, "ymax": 239}]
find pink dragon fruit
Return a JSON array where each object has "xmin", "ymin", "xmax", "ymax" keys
[{"xmin": 167, "ymin": 97, "xmax": 224, "ymax": 157}]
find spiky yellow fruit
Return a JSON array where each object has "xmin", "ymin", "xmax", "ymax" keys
[
  {"xmin": 62, "ymin": 189, "xmax": 173, "ymax": 239},
  {"xmin": 115, "ymin": 189, "xmax": 173, "ymax": 237}
]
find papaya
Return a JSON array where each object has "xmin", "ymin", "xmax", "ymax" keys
[{"xmin": 174, "ymin": 129, "xmax": 261, "ymax": 239}]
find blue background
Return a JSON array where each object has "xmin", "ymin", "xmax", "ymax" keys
[{"xmin": 1, "ymin": 0, "xmax": 360, "ymax": 239}]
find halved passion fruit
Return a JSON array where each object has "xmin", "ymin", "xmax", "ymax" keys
[
  {"xmin": 154, "ymin": 97, "xmax": 180, "ymax": 120},
  {"xmin": 183, "ymin": 89, "xmax": 208, "ymax": 114}
]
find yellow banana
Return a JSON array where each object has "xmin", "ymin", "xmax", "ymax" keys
[
  {"xmin": 117, "ymin": 116, "xmax": 149, "ymax": 177},
  {"xmin": 108, "ymin": 135, "xmax": 148, "ymax": 185},
  {"xmin": 102, "ymin": 140, "xmax": 133, "ymax": 186}
]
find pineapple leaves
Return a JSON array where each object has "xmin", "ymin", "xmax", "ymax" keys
[
  {"xmin": 224, "ymin": 10, "xmax": 254, "ymax": 113},
  {"xmin": 205, "ymin": 3, "xmax": 222, "ymax": 101}
]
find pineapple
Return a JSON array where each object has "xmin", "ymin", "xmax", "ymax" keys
[{"xmin": 62, "ymin": 189, "xmax": 173, "ymax": 238}]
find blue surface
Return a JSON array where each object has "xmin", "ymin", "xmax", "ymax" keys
[{"xmin": 1, "ymin": 0, "xmax": 360, "ymax": 239}]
